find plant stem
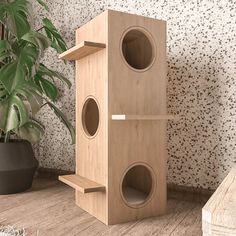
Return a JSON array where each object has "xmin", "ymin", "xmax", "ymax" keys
[
  {"xmin": 1, "ymin": 24, "xmax": 4, "ymax": 40},
  {"xmin": 40, "ymin": 102, "xmax": 48, "ymax": 108},
  {"xmin": 4, "ymin": 132, "xmax": 10, "ymax": 143},
  {"xmin": 36, "ymin": 26, "xmax": 44, "ymax": 32}
]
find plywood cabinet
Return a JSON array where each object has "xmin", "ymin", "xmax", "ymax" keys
[{"xmin": 59, "ymin": 10, "xmax": 173, "ymax": 225}]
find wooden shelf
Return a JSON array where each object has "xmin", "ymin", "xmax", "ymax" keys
[
  {"xmin": 59, "ymin": 174, "xmax": 105, "ymax": 193},
  {"xmin": 111, "ymin": 114, "xmax": 177, "ymax": 120},
  {"xmin": 59, "ymin": 41, "xmax": 106, "ymax": 60}
]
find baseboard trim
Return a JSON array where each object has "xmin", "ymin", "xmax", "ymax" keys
[
  {"xmin": 37, "ymin": 167, "xmax": 74, "ymax": 179},
  {"xmin": 168, "ymin": 183, "xmax": 214, "ymax": 203},
  {"xmin": 168, "ymin": 183, "xmax": 214, "ymax": 195},
  {"xmin": 37, "ymin": 167, "xmax": 214, "ymax": 203}
]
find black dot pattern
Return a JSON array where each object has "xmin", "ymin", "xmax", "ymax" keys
[{"xmin": 33, "ymin": 0, "xmax": 236, "ymax": 189}]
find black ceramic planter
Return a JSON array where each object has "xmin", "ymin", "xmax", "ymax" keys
[{"xmin": 0, "ymin": 140, "xmax": 38, "ymax": 195}]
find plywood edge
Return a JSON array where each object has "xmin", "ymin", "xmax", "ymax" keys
[
  {"xmin": 59, "ymin": 174, "xmax": 105, "ymax": 193},
  {"xmin": 203, "ymin": 220, "xmax": 236, "ymax": 235},
  {"xmin": 202, "ymin": 166, "xmax": 236, "ymax": 229},
  {"xmin": 202, "ymin": 208, "xmax": 212, "ymax": 223},
  {"xmin": 58, "ymin": 41, "xmax": 106, "ymax": 60},
  {"xmin": 111, "ymin": 114, "xmax": 178, "ymax": 120},
  {"xmin": 202, "ymin": 167, "xmax": 236, "ymax": 212},
  {"xmin": 107, "ymin": 9, "xmax": 166, "ymax": 24}
]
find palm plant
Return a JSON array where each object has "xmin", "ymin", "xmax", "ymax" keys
[{"xmin": 0, "ymin": 0, "xmax": 75, "ymax": 143}]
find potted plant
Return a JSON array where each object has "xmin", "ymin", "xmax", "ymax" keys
[{"xmin": 0, "ymin": 0, "xmax": 75, "ymax": 194}]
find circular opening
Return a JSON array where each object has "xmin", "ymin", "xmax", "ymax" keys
[
  {"xmin": 121, "ymin": 28, "xmax": 155, "ymax": 71},
  {"xmin": 121, "ymin": 164, "xmax": 154, "ymax": 207},
  {"xmin": 82, "ymin": 97, "xmax": 99, "ymax": 137}
]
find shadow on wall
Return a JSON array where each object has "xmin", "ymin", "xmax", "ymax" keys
[{"xmin": 166, "ymin": 51, "xmax": 234, "ymax": 190}]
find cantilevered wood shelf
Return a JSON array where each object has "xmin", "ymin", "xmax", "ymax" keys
[
  {"xmin": 59, "ymin": 41, "xmax": 106, "ymax": 61},
  {"xmin": 111, "ymin": 114, "xmax": 177, "ymax": 120},
  {"xmin": 59, "ymin": 175, "xmax": 105, "ymax": 194}
]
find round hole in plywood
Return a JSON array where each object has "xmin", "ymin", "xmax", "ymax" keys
[
  {"xmin": 121, "ymin": 163, "xmax": 155, "ymax": 208},
  {"xmin": 82, "ymin": 97, "xmax": 100, "ymax": 137},
  {"xmin": 121, "ymin": 28, "xmax": 155, "ymax": 71}
]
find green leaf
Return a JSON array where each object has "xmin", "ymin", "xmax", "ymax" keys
[
  {"xmin": 35, "ymin": 74, "xmax": 58, "ymax": 101},
  {"xmin": 38, "ymin": 63, "xmax": 71, "ymax": 88},
  {"xmin": 36, "ymin": 0, "xmax": 49, "ymax": 12},
  {"xmin": 46, "ymin": 102, "xmax": 75, "ymax": 144},
  {"xmin": 0, "ymin": 82, "xmax": 8, "ymax": 101},
  {"xmin": 0, "ymin": 43, "xmax": 40, "ymax": 94},
  {"xmin": 0, "ymin": 40, "xmax": 14, "ymax": 63},
  {"xmin": 0, "ymin": 101, "xmax": 18, "ymax": 132},
  {"xmin": 0, "ymin": 61, "xmax": 25, "ymax": 93},
  {"xmin": 0, "ymin": 93, "xmax": 29, "ymax": 132},
  {"xmin": 15, "ymin": 87, "xmax": 43, "ymax": 115},
  {"xmin": 0, "ymin": 0, "xmax": 30, "ymax": 39},
  {"xmin": 21, "ymin": 30, "xmax": 50, "ymax": 52},
  {"xmin": 0, "ymin": 40, "xmax": 11, "ymax": 53},
  {"xmin": 16, "ymin": 119, "xmax": 45, "ymax": 143},
  {"xmin": 15, "ymin": 43, "xmax": 40, "ymax": 78},
  {"xmin": 42, "ymin": 18, "xmax": 67, "ymax": 53},
  {"xmin": 0, "ymin": 42, "xmax": 40, "ymax": 93},
  {"xmin": 0, "ymin": 51, "xmax": 12, "ymax": 63}
]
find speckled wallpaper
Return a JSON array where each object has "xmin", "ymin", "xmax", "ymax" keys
[{"xmin": 33, "ymin": 0, "xmax": 236, "ymax": 190}]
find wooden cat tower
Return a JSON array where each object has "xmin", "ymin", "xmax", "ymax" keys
[{"xmin": 59, "ymin": 10, "xmax": 175, "ymax": 225}]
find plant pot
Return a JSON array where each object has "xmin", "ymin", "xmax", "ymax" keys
[{"xmin": 0, "ymin": 140, "xmax": 38, "ymax": 194}]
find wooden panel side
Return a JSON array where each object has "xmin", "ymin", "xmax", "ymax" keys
[
  {"xmin": 107, "ymin": 10, "xmax": 167, "ymax": 224},
  {"xmin": 75, "ymin": 11, "xmax": 108, "ymax": 224},
  {"xmin": 108, "ymin": 10, "xmax": 167, "ymax": 115}
]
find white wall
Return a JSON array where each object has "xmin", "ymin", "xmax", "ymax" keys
[{"xmin": 33, "ymin": 0, "xmax": 236, "ymax": 190}]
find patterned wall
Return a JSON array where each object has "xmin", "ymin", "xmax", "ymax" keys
[{"xmin": 33, "ymin": 0, "xmax": 236, "ymax": 190}]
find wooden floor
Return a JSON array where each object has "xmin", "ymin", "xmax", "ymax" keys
[{"xmin": 0, "ymin": 178, "xmax": 207, "ymax": 236}]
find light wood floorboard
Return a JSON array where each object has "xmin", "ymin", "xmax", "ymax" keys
[{"xmin": 0, "ymin": 178, "xmax": 206, "ymax": 236}]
